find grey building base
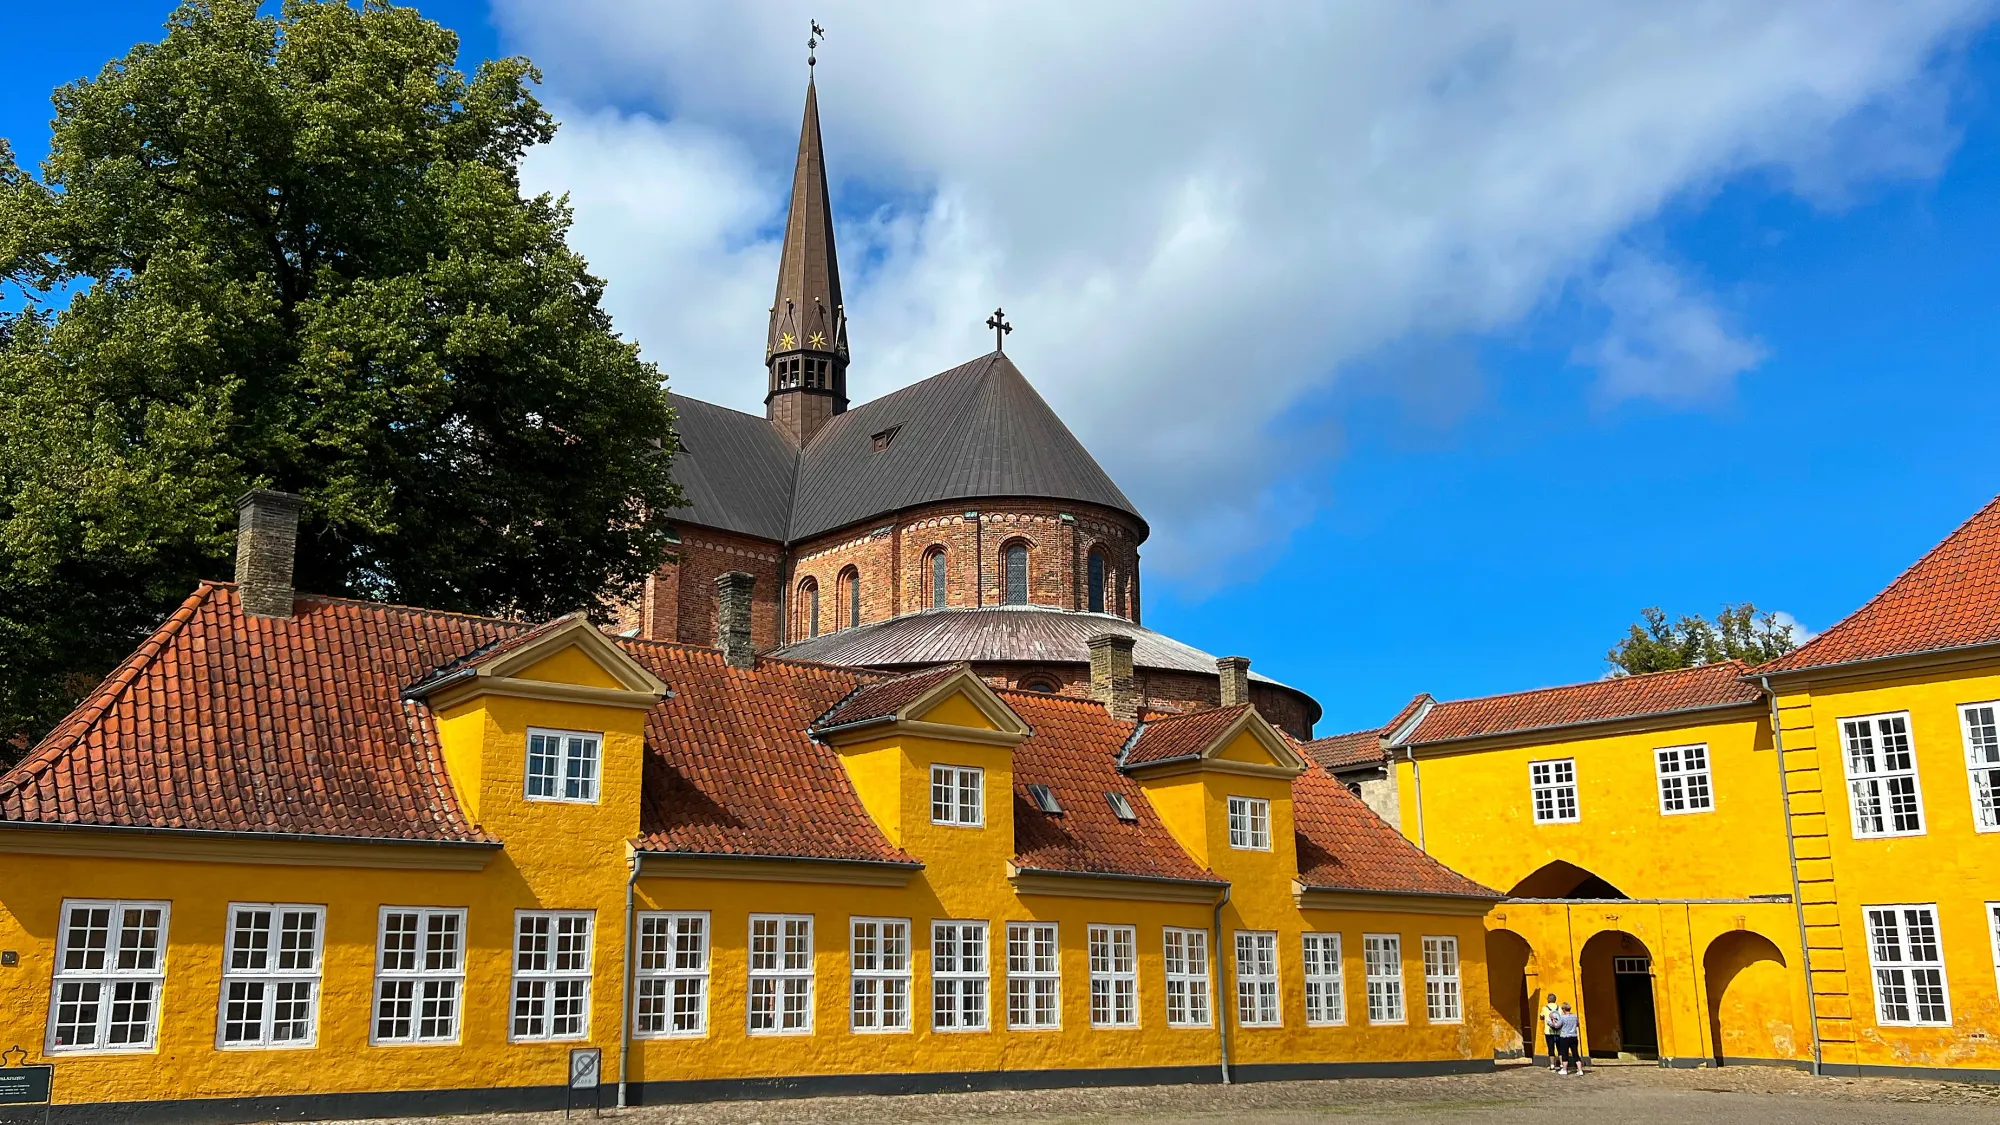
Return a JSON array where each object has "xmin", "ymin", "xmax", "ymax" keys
[{"xmin": 12, "ymin": 1059, "xmax": 1495, "ymax": 1125}]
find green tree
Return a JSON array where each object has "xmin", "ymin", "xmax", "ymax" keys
[
  {"xmin": 0, "ymin": 0, "xmax": 680, "ymax": 753},
  {"xmin": 1607, "ymin": 604, "xmax": 1799, "ymax": 676}
]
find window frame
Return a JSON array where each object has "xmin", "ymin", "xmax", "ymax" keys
[
  {"xmin": 928, "ymin": 548, "xmax": 948, "ymax": 610},
  {"xmin": 801, "ymin": 578, "xmax": 820, "ymax": 639},
  {"xmin": 839, "ymin": 566, "xmax": 861, "ymax": 630},
  {"xmin": 1087, "ymin": 549, "xmax": 1107, "ymax": 614},
  {"xmin": 1226, "ymin": 796, "xmax": 1272, "ymax": 851},
  {"xmin": 1422, "ymin": 935, "xmax": 1462, "ymax": 1024},
  {"xmin": 931, "ymin": 919, "xmax": 990, "ymax": 1032},
  {"xmin": 1988, "ymin": 901, "xmax": 2000, "ymax": 1003},
  {"xmin": 1959, "ymin": 701, "xmax": 2000, "ymax": 833},
  {"xmin": 930, "ymin": 763, "xmax": 984, "ymax": 827},
  {"xmin": 524, "ymin": 727, "xmax": 602, "ymax": 805},
  {"xmin": 1654, "ymin": 743, "xmax": 1714, "ymax": 815},
  {"xmin": 1233, "ymin": 930, "xmax": 1281, "ymax": 1028},
  {"xmin": 47, "ymin": 899, "xmax": 170, "ymax": 1055},
  {"xmin": 1302, "ymin": 932, "xmax": 1344, "ymax": 1026},
  {"xmin": 510, "ymin": 910, "xmax": 594, "ymax": 1043},
  {"xmin": 1163, "ymin": 926, "xmax": 1212, "ymax": 1028},
  {"xmin": 371, "ymin": 905, "xmax": 467, "ymax": 1046},
  {"xmin": 849, "ymin": 917, "xmax": 912, "ymax": 1034},
  {"xmin": 1840, "ymin": 711, "xmax": 1926, "ymax": 839},
  {"xmin": 1863, "ymin": 903, "xmax": 1951, "ymax": 1027},
  {"xmin": 747, "ymin": 914, "xmax": 814, "ymax": 1036},
  {"xmin": 1363, "ymin": 933, "xmax": 1406, "ymax": 1025},
  {"xmin": 1528, "ymin": 758, "xmax": 1579, "ymax": 824},
  {"xmin": 217, "ymin": 902, "xmax": 324, "ymax": 1050},
  {"xmin": 634, "ymin": 911, "xmax": 708, "ymax": 1039},
  {"xmin": 1002, "ymin": 541, "xmax": 1030, "ymax": 605},
  {"xmin": 1006, "ymin": 921, "xmax": 1062, "ymax": 1030},
  {"xmin": 1088, "ymin": 924, "xmax": 1139, "ymax": 1029}
]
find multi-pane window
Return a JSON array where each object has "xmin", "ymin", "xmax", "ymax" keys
[
  {"xmin": 804, "ymin": 580, "xmax": 821, "ymax": 638},
  {"xmin": 931, "ymin": 921, "xmax": 989, "ymax": 1031},
  {"xmin": 1088, "ymin": 924, "xmax": 1138, "ymax": 1028},
  {"xmin": 1006, "ymin": 922, "xmax": 1061, "ymax": 1029},
  {"xmin": 1302, "ymin": 932, "xmax": 1344, "ymax": 1025},
  {"xmin": 1988, "ymin": 902, "xmax": 2000, "ymax": 997},
  {"xmin": 512, "ymin": 912, "xmax": 592, "ymax": 1041},
  {"xmin": 1363, "ymin": 933, "xmax": 1405, "ymax": 1024},
  {"xmin": 219, "ymin": 904, "xmax": 323, "ymax": 1048},
  {"xmin": 48, "ymin": 900, "xmax": 168, "ymax": 1053},
  {"xmin": 929, "ymin": 549, "xmax": 948, "ymax": 610},
  {"xmin": 374, "ymin": 907, "xmax": 465, "ymax": 1044},
  {"xmin": 525, "ymin": 729, "xmax": 600, "ymax": 803},
  {"xmin": 1004, "ymin": 543, "xmax": 1030, "ymax": 604},
  {"xmin": 1226, "ymin": 796, "xmax": 1271, "ymax": 850},
  {"xmin": 1087, "ymin": 550, "xmax": 1107, "ymax": 614},
  {"xmin": 1163, "ymin": 927, "xmax": 1211, "ymax": 1027},
  {"xmin": 1422, "ymin": 936, "xmax": 1462, "ymax": 1023},
  {"xmin": 1655, "ymin": 744, "xmax": 1713, "ymax": 814},
  {"xmin": 748, "ymin": 915, "xmax": 813, "ymax": 1035},
  {"xmin": 634, "ymin": 912, "xmax": 707, "ymax": 1037},
  {"xmin": 1842, "ymin": 713, "xmax": 1924, "ymax": 837},
  {"xmin": 1529, "ymin": 759, "xmax": 1579, "ymax": 823},
  {"xmin": 1961, "ymin": 702, "xmax": 2000, "ymax": 831},
  {"xmin": 850, "ymin": 918, "xmax": 911, "ymax": 1033},
  {"xmin": 1234, "ymin": 931, "xmax": 1280, "ymax": 1027},
  {"xmin": 931, "ymin": 764, "xmax": 983, "ymax": 826},
  {"xmin": 1865, "ymin": 905, "xmax": 1950, "ymax": 1026}
]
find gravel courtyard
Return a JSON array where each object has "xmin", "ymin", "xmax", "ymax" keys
[{"xmin": 325, "ymin": 1061, "xmax": 2000, "ymax": 1125}]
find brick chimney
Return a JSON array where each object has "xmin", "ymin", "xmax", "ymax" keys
[
  {"xmin": 1217, "ymin": 656, "xmax": 1251, "ymax": 708},
  {"xmin": 1087, "ymin": 633, "xmax": 1140, "ymax": 724},
  {"xmin": 715, "ymin": 571, "xmax": 756, "ymax": 669},
  {"xmin": 235, "ymin": 489, "xmax": 306, "ymax": 618}
]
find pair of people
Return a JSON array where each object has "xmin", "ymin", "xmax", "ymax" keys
[{"xmin": 1540, "ymin": 993, "xmax": 1582, "ymax": 1075}]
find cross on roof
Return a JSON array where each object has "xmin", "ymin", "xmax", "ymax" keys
[{"xmin": 987, "ymin": 307, "xmax": 1013, "ymax": 353}]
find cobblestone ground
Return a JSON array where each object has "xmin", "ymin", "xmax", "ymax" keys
[{"xmin": 322, "ymin": 1061, "xmax": 2000, "ymax": 1125}]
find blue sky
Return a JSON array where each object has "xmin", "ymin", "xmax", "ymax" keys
[{"xmin": 7, "ymin": 3, "xmax": 2000, "ymax": 734}]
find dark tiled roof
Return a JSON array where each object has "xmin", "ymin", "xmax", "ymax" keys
[
  {"xmin": 665, "ymin": 394, "xmax": 800, "ymax": 542},
  {"xmin": 1005, "ymin": 691, "xmax": 1221, "ymax": 885},
  {"xmin": 1761, "ymin": 493, "xmax": 2000, "ymax": 674},
  {"xmin": 1302, "ymin": 728, "xmax": 1383, "ymax": 772},
  {"xmin": 1293, "ymin": 768, "xmax": 1499, "ymax": 899},
  {"xmin": 1400, "ymin": 662, "xmax": 1761, "ymax": 747},
  {"xmin": 810, "ymin": 664, "xmax": 971, "ymax": 734},
  {"xmin": 1121, "ymin": 704, "xmax": 1253, "ymax": 768}
]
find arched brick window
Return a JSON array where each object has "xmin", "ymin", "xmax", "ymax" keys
[
  {"xmin": 1002, "ymin": 542, "xmax": 1029, "ymax": 605},
  {"xmin": 1020, "ymin": 677, "xmax": 1059, "ymax": 693},
  {"xmin": 926, "ymin": 547, "xmax": 948, "ymax": 610},
  {"xmin": 1087, "ymin": 548, "xmax": 1107, "ymax": 614},
  {"xmin": 838, "ymin": 566, "xmax": 861, "ymax": 630},
  {"xmin": 799, "ymin": 578, "xmax": 820, "ymax": 639}
]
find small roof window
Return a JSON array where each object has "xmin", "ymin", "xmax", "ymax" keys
[
  {"xmin": 1026, "ymin": 783, "xmax": 1063, "ymax": 815},
  {"xmin": 1106, "ymin": 792, "xmax": 1138, "ymax": 822},
  {"xmin": 871, "ymin": 424, "xmax": 903, "ymax": 452}
]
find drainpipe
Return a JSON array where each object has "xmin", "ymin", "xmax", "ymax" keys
[
  {"xmin": 617, "ymin": 849, "xmax": 640, "ymax": 1108},
  {"xmin": 1212, "ymin": 885, "xmax": 1232, "ymax": 1085},
  {"xmin": 1405, "ymin": 745, "xmax": 1427, "ymax": 851},
  {"xmin": 1760, "ymin": 674, "xmax": 1823, "ymax": 1077}
]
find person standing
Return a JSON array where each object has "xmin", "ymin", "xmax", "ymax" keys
[
  {"xmin": 1556, "ymin": 1002, "xmax": 1582, "ymax": 1075},
  {"xmin": 1541, "ymin": 993, "xmax": 1563, "ymax": 1071}
]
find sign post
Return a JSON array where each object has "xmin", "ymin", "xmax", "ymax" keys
[
  {"xmin": 565, "ymin": 1046, "xmax": 601, "ymax": 1120},
  {"xmin": 0, "ymin": 1046, "xmax": 52, "ymax": 1125}
]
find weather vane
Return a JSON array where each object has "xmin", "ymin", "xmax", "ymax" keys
[
  {"xmin": 987, "ymin": 308, "xmax": 1013, "ymax": 353},
  {"xmin": 808, "ymin": 20, "xmax": 824, "ymax": 70}
]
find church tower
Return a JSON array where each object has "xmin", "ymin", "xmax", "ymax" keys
[{"xmin": 764, "ymin": 77, "xmax": 848, "ymax": 447}]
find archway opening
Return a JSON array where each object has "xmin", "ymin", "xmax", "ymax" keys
[
  {"xmin": 1703, "ymin": 930, "xmax": 1793, "ymax": 1065},
  {"xmin": 1577, "ymin": 929, "xmax": 1657, "ymax": 1060},
  {"xmin": 1484, "ymin": 928, "xmax": 1537, "ymax": 1059},
  {"xmin": 1508, "ymin": 860, "xmax": 1630, "ymax": 901}
]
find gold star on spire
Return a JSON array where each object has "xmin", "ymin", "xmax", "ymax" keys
[
  {"xmin": 808, "ymin": 331, "xmax": 827, "ymax": 348},
  {"xmin": 778, "ymin": 331, "xmax": 797, "ymax": 350}
]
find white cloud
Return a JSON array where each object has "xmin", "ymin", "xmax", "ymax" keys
[
  {"xmin": 503, "ymin": 0, "xmax": 1991, "ymax": 575},
  {"xmin": 1769, "ymin": 610, "xmax": 1820, "ymax": 646}
]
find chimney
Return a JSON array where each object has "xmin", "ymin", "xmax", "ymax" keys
[
  {"xmin": 1217, "ymin": 656, "xmax": 1251, "ymax": 708},
  {"xmin": 715, "ymin": 572, "xmax": 756, "ymax": 669},
  {"xmin": 1087, "ymin": 632, "xmax": 1140, "ymax": 724},
  {"xmin": 235, "ymin": 489, "xmax": 306, "ymax": 618}
]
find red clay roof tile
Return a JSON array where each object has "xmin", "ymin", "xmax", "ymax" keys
[
  {"xmin": 1302, "ymin": 728, "xmax": 1384, "ymax": 771},
  {"xmin": 1293, "ymin": 768, "xmax": 1498, "ymax": 898},
  {"xmin": 809, "ymin": 663, "xmax": 972, "ymax": 734},
  {"xmin": 1400, "ymin": 661, "xmax": 1761, "ymax": 747},
  {"xmin": 1120, "ymin": 703, "xmax": 1253, "ymax": 768}
]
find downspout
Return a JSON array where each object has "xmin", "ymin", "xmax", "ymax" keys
[
  {"xmin": 617, "ymin": 849, "xmax": 640, "ymax": 1108},
  {"xmin": 1212, "ymin": 885, "xmax": 1233, "ymax": 1084},
  {"xmin": 1405, "ymin": 745, "xmax": 1427, "ymax": 851},
  {"xmin": 1760, "ymin": 674, "xmax": 1823, "ymax": 1077}
]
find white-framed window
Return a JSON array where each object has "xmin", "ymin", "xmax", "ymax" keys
[
  {"xmin": 1006, "ymin": 922, "xmax": 1061, "ymax": 1029},
  {"xmin": 1842, "ymin": 713, "xmax": 1924, "ymax": 838},
  {"xmin": 1529, "ymin": 759, "xmax": 1579, "ymax": 823},
  {"xmin": 930, "ymin": 764, "xmax": 983, "ymax": 826},
  {"xmin": 1234, "ymin": 931, "xmax": 1280, "ymax": 1027},
  {"xmin": 1987, "ymin": 902, "xmax": 2000, "ymax": 1000},
  {"xmin": 634, "ymin": 912, "xmax": 707, "ymax": 1038},
  {"xmin": 1163, "ymin": 926, "xmax": 1211, "ymax": 1028},
  {"xmin": 512, "ymin": 911, "xmax": 592, "ymax": 1041},
  {"xmin": 1088, "ymin": 924, "xmax": 1138, "ymax": 1028},
  {"xmin": 1363, "ymin": 933, "xmax": 1405, "ymax": 1024},
  {"xmin": 850, "ymin": 917, "xmax": 911, "ymax": 1033},
  {"xmin": 1226, "ymin": 796, "xmax": 1271, "ymax": 850},
  {"xmin": 1422, "ymin": 936, "xmax": 1462, "ymax": 1023},
  {"xmin": 48, "ymin": 900, "xmax": 169, "ymax": 1053},
  {"xmin": 931, "ymin": 920, "xmax": 989, "ymax": 1031},
  {"xmin": 373, "ymin": 906, "xmax": 465, "ymax": 1045},
  {"xmin": 748, "ymin": 914, "xmax": 813, "ymax": 1035},
  {"xmin": 1864, "ymin": 904, "xmax": 1950, "ymax": 1026},
  {"xmin": 1960, "ymin": 702, "xmax": 2000, "ymax": 831},
  {"xmin": 219, "ymin": 903, "xmax": 322, "ymax": 1048},
  {"xmin": 526, "ymin": 728, "xmax": 601, "ymax": 803},
  {"xmin": 1302, "ymin": 932, "xmax": 1344, "ymax": 1026},
  {"xmin": 1655, "ymin": 744, "xmax": 1713, "ymax": 814}
]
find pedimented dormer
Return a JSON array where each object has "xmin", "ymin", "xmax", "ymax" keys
[{"xmin": 1120, "ymin": 703, "xmax": 1308, "ymax": 876}]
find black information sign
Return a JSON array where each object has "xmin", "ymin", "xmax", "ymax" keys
[{"xmin": 0, "ymin": 1066, "xmax": 50, "ymax": 1105}]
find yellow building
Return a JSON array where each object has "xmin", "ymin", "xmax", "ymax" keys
[
  {"xmin": 1383, "ymin": 494, "xmax": 2000, "ymax": 1081},
  {"xmin": 0, "ymin": 492, "xmax": 1499, "ymax": 1122}
]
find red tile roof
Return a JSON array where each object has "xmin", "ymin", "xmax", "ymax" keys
[
  {"xmin": 1005, "ymin": 691, "xmax": 1223, "ymax": 885},
  {"xmin": 1293, "ymin": 768, "xmax": 1498, "ymax": 899},
  {"xmin": 809, "ymin": 663, "xmax": 971, "ymax": 734},
  {"xmin": 1120, "ymin": 703, "xmax": 1252, "ymax": 767},
  {"xmin": 1761, "ymin": 493, "xmax": 2000, "ymax": 674},
  {"xmin": 1302, "ymin": 728, "xmax": 1383, "ymax": 772},
  {"xmin": 1400, "ymin": 661, "xmax": 1761, "ymax": 747}
]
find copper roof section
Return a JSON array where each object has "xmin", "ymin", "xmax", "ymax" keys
[{"xmin": 1398, "ymin": 661, "xmax": 1762, "ymax": 748}]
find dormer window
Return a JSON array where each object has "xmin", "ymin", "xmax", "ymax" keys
[
  {"xmin": 527, "ymin": 729, "xmax": 601, "ymax": 803},
  {"xmin": 1026, "ymin": 784, "xmax": 1062, "ymax": 815},
  {"xmin": 1226, "ymin": 796, "xmax": 1270, "ymax": 850},
  {"xmin": 930, "ymin": 765, "xmax": 983, "ymax": 826},
  {"xmin": 1106, "ymin": 792, "xmax": 1138, "ymax": 822}
]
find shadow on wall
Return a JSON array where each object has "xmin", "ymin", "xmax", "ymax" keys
[
  {"xmin": 1704, "ymin": 930, "xmax": 1796, "ymax": 1064},
  {"xmin": 1508, "ymin": 859, "xmax": 1631, "ymax": 900},
  {"xmin": 1485, "ymin": 928, "xmax": 1536, "ymax": 1056}
]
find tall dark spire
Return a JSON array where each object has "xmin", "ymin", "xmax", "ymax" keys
[{"xmin": 765, "ymin": 75, "xmax": 848, "ymax": 448}]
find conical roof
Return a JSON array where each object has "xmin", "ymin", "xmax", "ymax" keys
[{"xmin": 766, "ymin": 80, "xmax": 845, "ymax": 362}]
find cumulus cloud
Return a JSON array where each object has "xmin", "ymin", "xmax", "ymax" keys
[
  {"xmin": 502, "ymin": 0, "xmax": 1990, "ymax": 575},
  {"xmin": 1770, "ymin": 610, "xmax": 1821, "ymax": 646}
]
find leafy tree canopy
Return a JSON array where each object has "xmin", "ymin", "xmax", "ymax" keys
[
  {"xmin": 0, "ymin": 0, "xmax": 680, "ymax": 752},
  {"xmin": 1606, "ymin": 603, "xmax": 1799, "ymax": 676}
]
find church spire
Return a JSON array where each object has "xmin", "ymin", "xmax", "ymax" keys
[{"xmin": 765, "ymin": 63, "xmax": 848, "ymax": 447}]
